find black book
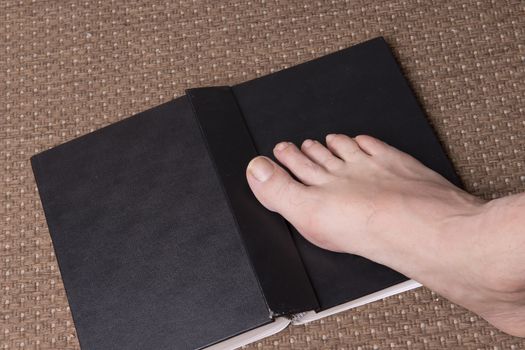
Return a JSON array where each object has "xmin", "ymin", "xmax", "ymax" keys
[{"xmin": 31, "ymin": 37, "xmax": 460, "ymax": 350}]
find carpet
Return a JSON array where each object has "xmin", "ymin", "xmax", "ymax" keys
[{"xmin": 1, "ymin": 0, "xmax": 524, "ymax": 349}]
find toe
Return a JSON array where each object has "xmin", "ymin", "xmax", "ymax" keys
[
  {"xmin": 273, "ymin": 141, "xmax": 330, "ymax": 185},
  {"xmin": 354, "ymin": 135, "xmax": 435, "ymax": 174},
  {"xmin": 246, "ymin": 156, "xmax": 313, "ymax": 221},
  {"xmin": 326, "ymin": 134, "xmax": 366, "ymax": 161},
  {"xmin": 301, "ymin": 139, "xmax": 344, "ymax": 171},
  {"xmin": 354, "ymin": 135, "xmax": 391, "ymax": 156}
]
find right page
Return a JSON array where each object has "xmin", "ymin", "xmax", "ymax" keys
[{"xmin": 231, "ymin": 37, "xmax": 461, "ymax": 311}]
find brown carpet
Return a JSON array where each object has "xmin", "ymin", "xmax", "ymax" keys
[{"xmin": 1, "ymin": 0, "xmax": 524, "ymax": 349}]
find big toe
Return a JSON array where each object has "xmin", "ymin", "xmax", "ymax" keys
[{"xmin": 246, "ymin": 156, "xmax": 312, "ymax": 222}]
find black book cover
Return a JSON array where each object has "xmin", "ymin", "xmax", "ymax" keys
[
  {"xmin": 31, "ymin": 37, "xmax": 460, "ymax": 350},
  {"xmin": 31, "ymin": 99, "xmax": 275, "ymax": 350}
]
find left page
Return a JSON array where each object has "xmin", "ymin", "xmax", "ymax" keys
[{"xmin": 31, "ymin": 98, "xmax": 272, "ymax": 350}]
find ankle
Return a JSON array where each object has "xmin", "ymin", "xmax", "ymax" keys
[
  {"xmin": 364, "ymin": 192, "xmax": 487, "ymax": 289},
  {"xmin": 468, "ymin": 196, "xmax": 525, "ymax": 296}
]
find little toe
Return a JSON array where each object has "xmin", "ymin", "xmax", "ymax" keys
[
  {"xmin": 354, "ymin": 134, "xmax": 441, "ymax": 176},
  {"xmin": 301, "ymin": 139, "xmax": 344, "ymax": 171},
  {"xmin": 354, "ymin": 135, "xmax": 392, "ymax": 156},
  {"xmin": 326, "ymin": 134, "xmax": 366, "ymax": 161},
  {"xmin": 246, "ymin": 156, "xmax": 313, "ymax": 223},
  {"xmin": 273, "ymin": 142, "xmax": 329, "ymax": 185}
]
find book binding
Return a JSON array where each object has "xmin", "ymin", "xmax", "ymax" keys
[{"xmin": 186, "ymin": 87, "xmax": 319, "ymax": 316}]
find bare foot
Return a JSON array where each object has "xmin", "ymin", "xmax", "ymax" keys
[{"xmin": 246, "ymin": 134, "xmax": 525, "ymax": 337}]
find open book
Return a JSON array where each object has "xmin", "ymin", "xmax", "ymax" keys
[{"xmin": 31, "ymin": 37, "xmax": 460, "ymax": 350}]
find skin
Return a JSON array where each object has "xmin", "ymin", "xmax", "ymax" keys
[{"xmin": 245, "ymin": 134, "xmax": 525, "ymax": 337}]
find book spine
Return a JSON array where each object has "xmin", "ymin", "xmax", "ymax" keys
[{"xmin": 186, "ymin": 87, "xmax": 319, "ymax": 316}]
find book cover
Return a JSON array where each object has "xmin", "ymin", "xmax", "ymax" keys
[{"xmin": 31, "ymin": 37, "xmax": 460, "ymax": 350}]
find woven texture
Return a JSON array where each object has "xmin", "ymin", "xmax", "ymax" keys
[{"xmin": 1, "ymin": 0, "xmax": 524, "ymax": 349}]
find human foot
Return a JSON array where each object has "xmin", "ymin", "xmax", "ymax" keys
[
  {"xmin": 246, "ymin": 134, "xmax": 481, "ymax": 255},
  {"xmin": 246, "ymin": 134, "xmax": 525, "ymax": 337}
]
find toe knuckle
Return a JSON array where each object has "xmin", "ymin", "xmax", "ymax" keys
[
  {"xmin": 304, "ymin": 160, "xmax": 323, "ymax": 174},
  {"xmin": 345, "ymin": 146, "xmax": 360, "ymax": 155},
  {"xmin": 324, "ymin": 157, "xmax": 342, "ymax": 170},
  {"xmin": 306, "ymin": 160, "xmax": 320, "ymax": 170}
]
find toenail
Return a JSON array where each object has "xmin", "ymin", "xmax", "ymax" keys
[
  {"xmin": 326, "ymin": 134, "xmax": 337, "ymax": 142},
  {"xmin": 303, "ymin": 139, "xmax": 314, "ymax": 148},
  {"xmin": 247, "ymin": 157, "xmax": 275, "ymax": 182},
  {"xmin": 274, "ymin": 142, "xmax": 291, "ymax": 152}
]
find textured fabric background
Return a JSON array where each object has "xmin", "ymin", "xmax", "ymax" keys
[{"xmin": 1, "ymin": 0, "xmax": 524, "ymax": 349}]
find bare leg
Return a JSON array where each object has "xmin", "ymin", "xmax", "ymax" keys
[{"xmin": 246, "ymin": 134, "xmax": 525, "ymax": 337}]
